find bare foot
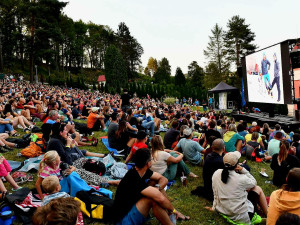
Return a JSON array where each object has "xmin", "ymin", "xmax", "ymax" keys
[
  {"xmin": 204, "ymin": 206, "xmax": 214, "ymax": 212},
  {"xmin": 189, "ymin": 172, "xmax": 199, "ymax": 178}
]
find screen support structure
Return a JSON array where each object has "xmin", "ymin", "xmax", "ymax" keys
[{"xmin": 289, "ymin": 41, "xmax": 297, "ymax": 104}]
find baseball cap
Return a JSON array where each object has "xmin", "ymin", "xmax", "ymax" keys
[
  {"xmin": 223, "ymin": 151, "xmax": 241, "ymax": 167},
  {"xmin": 183, "ymin": 128, "xmax": 192, "ymax": 137},
  {"xmin": 252, "ymin": 122, "xmax": 257, "ymax": 127},
  {"xmin": 91, "ymin": 107, "xmax": 99, "ymax": 112}
]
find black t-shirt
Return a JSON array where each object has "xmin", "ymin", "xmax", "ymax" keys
[
  {"xmin": 114, "ymin": 168, "xmax": 153, "ymax": 220},
  {"xmin": 203, "ymin": 152, "xmax": 224, "ymax": 200},
  {"xmin": 205, "ymin": 129, "xmax": 221, "ymax": 140},
  {"xmin": 164, "ymin": 128, "xmax": 180, "ymax": 149},
  {"xmin": 121, "ymin": 93, "xmax": 131, "ymax": 106},
  {"xmin": 107, "ymin": 122, "xmax": 119, "ymax": 148}
]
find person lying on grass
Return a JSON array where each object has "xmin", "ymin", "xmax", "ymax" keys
[
  {"xmin": 46, "ymin": 123, "xmax": 119, "ymax": 186},
  {"xmin": 114, "ymin": 148, "xmax": 190, "ymax": 225},
  {"xmin": 150, "ymin": 135, "xmax": 198, "ymax": 181}
]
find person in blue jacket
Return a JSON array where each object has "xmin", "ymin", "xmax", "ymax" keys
[{"xmin": 261, "ymin": 53, "xmax": 272, "ymax": 96}]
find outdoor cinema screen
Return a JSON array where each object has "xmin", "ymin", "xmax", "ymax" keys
[{"xmin": 245, "ymin": 44, "xmax": 284, "ymax": 104}]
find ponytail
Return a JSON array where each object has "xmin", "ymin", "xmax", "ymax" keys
[
  {"xmin": 221, "ymin": 163, "xmax": 237, "ymax": 184},
  {"xmin": 278, "ymin": 140, "xmax": 289, "ymax": 165}
]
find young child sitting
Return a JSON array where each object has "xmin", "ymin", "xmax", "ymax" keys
[
  {"xmin": 41, "ymin": 176, "xmax": 70, "ymax": 206},
  {"xmin": 0, "ymin": 154, "xmax": 21, "ymax": 193},
  {"xmin": 35, "ymin": 151, "xmax": 75, "ymax": 200},
  {"xmin": 125, "ymin": 131, "xmax": 147, "ymax": 164}
]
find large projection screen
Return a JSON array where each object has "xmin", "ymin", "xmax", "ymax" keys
[{"xmin": 245, "ymin": 44, "xmax": 285, "ymax": 104}]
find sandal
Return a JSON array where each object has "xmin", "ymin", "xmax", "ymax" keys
[
  {"xmin": 11, "ymin": 132, "xmax": 20, "ymax": 137},
  {"xmin": 11, "ymin": 187, "xmax": 22, "ymax": 192},
  {"xmin": 91, "ymin": 139, "xmax": 98, "ymax": 147},
  {"xmin": 177, "ymin": 215, "xmax": 190, "ymax": 221}
]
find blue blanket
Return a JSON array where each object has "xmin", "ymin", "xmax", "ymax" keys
[
  {"xmin": 101, "ymin": 138, "xmax": 124, "ymax": 157},
  {"xmin": 7, "ymin": 160, "xmax": 22, "ymax": 171}
]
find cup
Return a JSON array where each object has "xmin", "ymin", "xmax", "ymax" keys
[{"xmin": 180, "ymin": 176, "xmax": 187, "ymax": 186}]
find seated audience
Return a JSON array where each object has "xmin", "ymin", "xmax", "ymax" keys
[
  {"xmin": 114, "ymin": 148, "xmax": 190, "ymax": 224},
  {"xmin": 223, "ymin": 124, "xmax": 244, "ymax": 152},
  {"xmin": 271, "ymin": 140, "xmax": 300, "ymax": 187},
  {"xmin": 150, "ymin": 135, "xmax": 198, "ymax": 181},
  {"xmin": 211, "ymin": 151, "xmax": 268, "ymax": 224},
  {"xmin": 267, "ymin": 168, "xmax": 300, "ymax": 225},
  {"xmin": 173, "ymin": 128, "xmax": 204, "ymax": 165}
]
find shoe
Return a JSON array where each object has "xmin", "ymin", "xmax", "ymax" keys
[
  {"xmin": 11, "ymin": 187, "xmax": 22, "ymax": 192},
  {"xmin": 91, "ymin": 139, "xmax": 98, "ymax": 146},
  {"xmin": 251, "ymin": 212, "xmax": 262, "ymax": 224},
  {"xmin": 0, "ymin": 146, "xmax": 9, "ymax": 153},
  {"xmin": 2, "ymin": 145, "xmax": 13, "ymax": 151},
  {"xmin": 23, "ymin": 128, "xmax": 30, "ymax": 133},
  {"xmin": 260, "ymin": 171, "xmax": 269, "ymax": 178},
  {"xmin": 17, "ymin": 124, "xmax": 23, "ymax": 129}
]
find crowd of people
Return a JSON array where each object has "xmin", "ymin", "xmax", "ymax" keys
[{"xmin": 0, "ymin": 79, "xmax": 299, "ymax": 225}]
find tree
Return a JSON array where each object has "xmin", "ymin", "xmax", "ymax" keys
[
  {"xmin": 144, "ymin": 67, "xmax": 151, "ymax": 76},
  {"xmin": 204, "ymin": 24, "xmax": 229, "ymax": 74},
  {"xmin": 116, "ymin": 22, "xmax": 143, "ymax": 78},
  {"xmin": 158, "ymin": 57, "xmax": 171, "ymax": 75},
  {"xmin": 187, "ymin": 61, "xmax": 204, "ymax": 88},
  {"xmin": 174, "ymin": 67, "xmax": 185, "ymax": 86},
  {"xmin": 224, "ymin": 15, "xmax": 257, "ymax": 68},
  {"xmin": 204, "ymin": 62, "xmax": 225, "ymax": 89},
  {"xmin": 104, "ymin": 44, "xmax": 127, "ymax": 88},
  {"xmin": 146, "ymin": 57, "xmax": 158, "ymax": 76}
]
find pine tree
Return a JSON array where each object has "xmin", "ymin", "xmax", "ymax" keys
[{"xmin": 174, "ymin": 67, "xmax": 186, "ymax": 86}]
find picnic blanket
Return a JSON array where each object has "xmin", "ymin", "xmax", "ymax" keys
[
  {"xmin": 101, "ymin": 137, "xmax": 124, "ymax": 157},
  {"xmin": 7, "ymin": 160, "xmax": 22, "ymax": 171}
]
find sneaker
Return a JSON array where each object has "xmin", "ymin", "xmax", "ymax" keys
[
  {"xmin": 17, "ymin": 124, "xmax": 23, "ymax": 129},
  {"xmin": 0, "ymin": 146, "xmax": 9, "ymax": 153},
  {"xmin": 2, "ymin": 145, "xmax": 13, "ymax": 151},
  {"xmin": 251, "ymin": 212, "xmax": 262, "ymax": 224},
  {"xmin": 23, "ymin": 128, "xmax": 30, "ymax": 133},
  {"xmin": 260, "ymin": 171, "xmax": 269, "ymax": 178}
]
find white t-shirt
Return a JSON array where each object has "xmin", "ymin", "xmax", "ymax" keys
[{"xmin": 151, "ymin": 151, "xmax": 171, "ymax": 175}]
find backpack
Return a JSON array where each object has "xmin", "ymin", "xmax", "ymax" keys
[
  {"xmin": 5, "ymin": 138, "xmax": 31, "ymax": 148},
  {"xmin": 21, "ymin": 142, "xmax": 43, "ymax": 158},
  {"xmin": 74, "ymin": 189, "xmax": 114, "ymax": 222}
]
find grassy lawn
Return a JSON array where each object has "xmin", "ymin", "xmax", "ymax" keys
[{"xmin": 4, "ymin": 122, "xmax": 276, "ymax": 225}]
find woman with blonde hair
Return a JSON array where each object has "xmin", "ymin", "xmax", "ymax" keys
[
  {"xmin": 150, "ymin": 135, "xmax": 198, "ymax": 181},
  {"xmin": 223, "ymin": 124, "xmax": 244, "ymax": 152}
]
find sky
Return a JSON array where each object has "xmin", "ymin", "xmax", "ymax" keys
[{"xmin": 63, "ymin": 0, "xmax": 300, "ymax": 75}]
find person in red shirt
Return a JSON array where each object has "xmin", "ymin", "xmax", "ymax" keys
[{"xmin": 125, "ymin": 131, "xmax": 147, "ymax": 164}]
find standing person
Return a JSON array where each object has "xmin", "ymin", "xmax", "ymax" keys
[
  {"xmin": 209, "ymin": 97, "xmax": 213, "ymax": 109},
  {"xmin": 267, "ymin": 168, "xmax": 300, "ymax": 225},
  {"xmin": 210, "ymin": 151, "xmax": 268, "ymax": 225},
  {"xmin": 271, "ymin": 53, "xmax": 281, "ymax": 102},
  {"xmin": 120, "ymin": 89, "xmax": 131, "ymax": 113},
  {"xmin": 261, "ymin": 53, "xmax": 272, "ymax": 96},
  {"xmin": 202, "ymin": 99, "xmax": 207, "ymax": 111},
  {"xmin": 114, "ymin": 148, "xmax": 190, "ymax": 225}
]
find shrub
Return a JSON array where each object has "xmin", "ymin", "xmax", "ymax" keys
[{"xmin": 164, "ymin": 97, "xmax": 176, "ymax": 105}]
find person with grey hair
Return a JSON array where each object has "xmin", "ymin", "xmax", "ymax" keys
[
  {"xmin": 45, "ymin": 110, "xmax": 59, "ymax": 124},
  {"xmin": 223, "ymin": 124, "xmax": 244, "ymax": 152},
  {"xmin": 192, "ymin": 138, "xmax": 225, "ymax": 200},
  {"xmin": 173, "ymin": 128, "xmax": 204, "ymax": 165}
]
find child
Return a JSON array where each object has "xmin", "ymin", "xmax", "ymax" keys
[
  {"xmin": 125, "ymin": 131, "xmax": 147, "ymax": 164},
  {"xmin": 41, "ymin": 176, "xmax": 70, "ymax": 206},
  {"xmin": 0, "ymin": 154, "xmax": 21, "ymax": 192},
  {"xmin": 35, "ymin": 151, "xmax": 75, "ymax": 200}
]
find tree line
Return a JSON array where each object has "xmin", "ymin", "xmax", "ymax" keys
[{"xmin": 0, "ymin": 0, "xmax": 143, "ymax": 83}]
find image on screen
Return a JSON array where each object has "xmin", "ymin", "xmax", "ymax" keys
[{"xmin": 246, "ymin": 44, "xmax": 284, "ymax": 104}]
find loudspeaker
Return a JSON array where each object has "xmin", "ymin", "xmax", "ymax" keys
[
  {"xmin": 290, "ymin": 49, "xmax": 300, "ymax": 69},
  {"xmin": 237, "ymin": 66, "xmax": 243, "ymax": 77}
]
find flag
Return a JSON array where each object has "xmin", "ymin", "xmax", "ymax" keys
[{"xmin": 242, "ymin": 77, "xmax": 246, "ymax": 107}]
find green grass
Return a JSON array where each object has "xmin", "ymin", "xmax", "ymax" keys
[{"xmin": 4, "ymin": 121, "xmax": 276, "ymax": 225}]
